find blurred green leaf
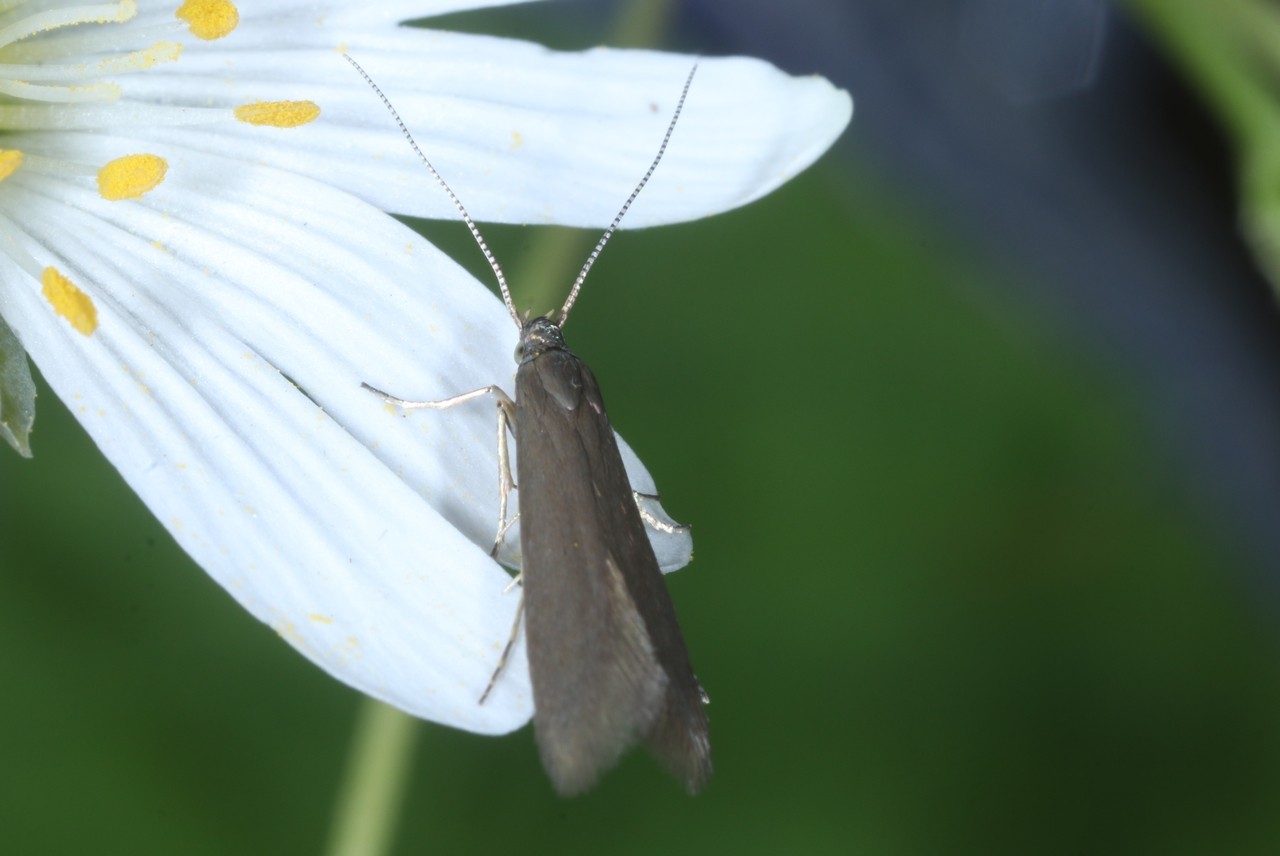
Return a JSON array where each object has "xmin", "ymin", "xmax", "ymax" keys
[
  {"xmin": 0, "ymin": 312, "xmax": 34, "ymax": 458},
  {"xmin": 1130, "ymin": 0, "xmax": 1280, "ymax": 296}
]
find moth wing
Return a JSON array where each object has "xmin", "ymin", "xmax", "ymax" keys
[{"xmin": 516, "ymin": 351, "xmax": 709, "ymax": 795}]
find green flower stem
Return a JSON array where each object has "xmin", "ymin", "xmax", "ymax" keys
[
  {"xmin": 323, "ymin": 700, "xmax": 419, "ymax": 856},
  {"xmin": 611, "ymin": 0, "xmax": 675, "ymax": 49},
  {"xmin": 511, "ymin": 0, "xmax": 675, "ymax": 312}
]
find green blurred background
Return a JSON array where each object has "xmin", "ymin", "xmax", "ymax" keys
[{"xmin": 5, "ymin": 2, "xmax": 1280, "ymax": 854}]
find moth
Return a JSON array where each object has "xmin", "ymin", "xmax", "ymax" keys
[{"xmin": 347, "ymin": 56, "xmax": 711, "ymax": 796}]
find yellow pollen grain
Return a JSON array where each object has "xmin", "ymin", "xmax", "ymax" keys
[
  {"xmin": 233, "ymin": 100, "xmax": 320, "ymax": 128},
  {"xmin": 97, "ymin": 154, "xmax": 168, "ymax": 201},
  {"xmin": 0, "ymin": 150, "xmax": 23, "ymax": 182},
  {"xmin": 176, "ymin": 0, "xmax": 239, "ymax": 40},
  {"xmin": 41, "ymin": 267, "xmax": 98, "ymax": 336}
]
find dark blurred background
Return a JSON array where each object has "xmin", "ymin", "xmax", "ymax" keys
[{"xmin": 4, "ymin": 1, "xmax": 1280, "ymax": 853}]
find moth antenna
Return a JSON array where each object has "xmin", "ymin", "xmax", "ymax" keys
[
  {"xmin": 343, "ymin": 53, "xmax": 521, "ymax": 328},
  {"xmin": 558, "ymin": 63, "xmax": 698, "ymax": 327}
]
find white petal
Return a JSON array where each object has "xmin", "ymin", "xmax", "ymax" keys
[
  {"xmin": 249, "ymin": 0, "xmax": 544, "ymax": 24},
  {"xmin": 121, "ymin": 24, "xmax": 852, "ymax": 227},
  {"xmin": 1, "ymin": 137, "xmax": 687, "ymax": 731}
]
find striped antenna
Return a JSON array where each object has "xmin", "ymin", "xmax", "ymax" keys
[
  {"xmin": 558, "ymin": 64, "xmax": 698, "ymax": 327},
  {"xmin": 345, "ymin": 54, "xmax": 697, "ymax": 329},
  {"xmin": 343, "ymin": 53, "xmax": 521, "ymax": 328}
]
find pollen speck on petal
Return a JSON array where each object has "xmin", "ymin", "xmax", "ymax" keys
[
  {"xmin": 97, "ymin": 154, "xmax": 168, "ymax": 200},
  {"xmin": 233, "ymin": 100, "xmax": 320, "ymax": 128},
  {"xmin": 135, "ymin": 41, "xmax": 184, "ymax": 69},
  {"xmin": 41, "ymin": 268, "xmax": 98, "ymax": 336},
  {"xmin": 0, "ymin": 150, "xmax": 23, "ymax": 182},
  {"xmin": 176, "ymin": 0, "xmax": 239, "ymax": 41}
]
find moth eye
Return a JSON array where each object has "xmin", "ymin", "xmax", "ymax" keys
[{"xmin": 513, "ymin": 342, "xmax": 524, "ymax": 363}]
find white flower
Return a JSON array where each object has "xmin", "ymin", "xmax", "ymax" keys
[{"xmin": 0, "ymin": 0, "xmax": 851, "ymax": 733}]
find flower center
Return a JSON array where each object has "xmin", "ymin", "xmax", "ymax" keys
[{"xmin": 0, "ymin": 0, "xmax": 320, "ymax": 336}]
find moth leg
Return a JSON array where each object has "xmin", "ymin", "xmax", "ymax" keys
[
  {"xmin": 361, "ymin": 381, "xmax": 520, "ymax": 556},
  {"xmin": 633, "ymin": 490, "xmax": 691, "ymax": 535},
  {"xmin": 493, "ymin": 513, "xmax": 521, "ymax": 563},
  {"xmin": 360, "ymin": 381, "xmax": 514, "ymax": 412},
  {"xmin": 490, "ymin": 400, "xmax": 517, "ymax": 558},
  {"xmin": 479, "ymin": 594, "xmax": 525, "ymax": 705}
]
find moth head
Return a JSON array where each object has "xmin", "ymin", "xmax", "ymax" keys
[{"xmin": 516, "ymin": 315, "xmax": 567, "ymax": 364}]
